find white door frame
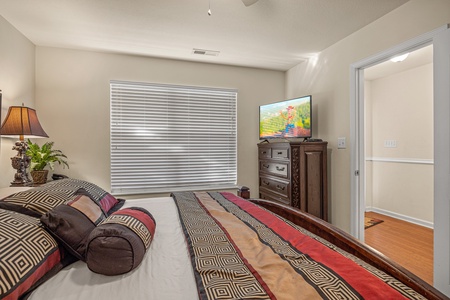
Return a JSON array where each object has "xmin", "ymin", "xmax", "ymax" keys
[
  {"xmin": 350, "ymin": 24, "xmax": 449, "ymax": 290},
  {"xmin": 433, "ymin": 26, "xmax": 450, "ymax": 295}
]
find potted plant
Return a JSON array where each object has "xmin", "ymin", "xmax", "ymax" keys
[{"xmin": 26, "ymin": 139, "xmax": 69, "ymax": 184}]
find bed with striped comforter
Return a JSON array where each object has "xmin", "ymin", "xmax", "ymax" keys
[{"xmin": 171, "ymin": 191, "xmax": 428, "ymax": 300}]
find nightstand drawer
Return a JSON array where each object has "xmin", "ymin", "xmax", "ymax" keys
[
  {"xmin": 259, "ymin": 177, "xmax": 289, "ymax": 197},
  {"xmin": 259, "ymin": 161, "xmax": 289, "ymax": 178}
]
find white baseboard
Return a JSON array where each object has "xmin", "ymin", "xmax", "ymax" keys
[{"xmin": 365, "ymin": 206, "xmax": 434, "ymax": 229}]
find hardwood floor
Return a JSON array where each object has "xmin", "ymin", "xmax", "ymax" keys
[{"xmin": 364, "ymin": 211, "xmax": 433, "ymax": 285}]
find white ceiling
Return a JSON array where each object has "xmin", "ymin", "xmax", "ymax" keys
[{"xmin": 0, "ymin": 0, "xmax": 409, "ymax": 71}]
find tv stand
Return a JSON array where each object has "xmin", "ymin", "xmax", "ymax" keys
[{"xmin": 258, "ymin": 141, "xmax": 328, "ymax": 221}]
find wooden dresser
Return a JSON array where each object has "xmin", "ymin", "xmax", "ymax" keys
[{"xmin": 258, "ymin": 141, "xmax": 328, "ymax": 221}]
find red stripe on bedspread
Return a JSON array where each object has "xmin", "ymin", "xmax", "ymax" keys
[{"xmin": 222, "ymin": 192, "xmax": 409, "ymax": 300}]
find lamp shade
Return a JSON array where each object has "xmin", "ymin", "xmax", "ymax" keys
[{"xmin": 0, "ymin": 106, "xmax": 48, "ymax": 139}]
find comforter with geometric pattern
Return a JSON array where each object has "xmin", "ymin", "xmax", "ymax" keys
[{"xmin": 171, "ymin": 191, "xmax": 425, "ymax": 300}]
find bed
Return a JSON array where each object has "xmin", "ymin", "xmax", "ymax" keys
[{"xmin": 0, "ymin": 179, "xmax": 447, "ymax": 300}]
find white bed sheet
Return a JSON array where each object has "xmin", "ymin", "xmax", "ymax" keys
[{"xmin": 28, "ymin": 197, "xmax": 198, "ymax": 300}]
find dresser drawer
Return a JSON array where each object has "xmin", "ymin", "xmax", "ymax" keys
[
  {"xmin": 259, "ymin": 191, "xmax": 290, "ymax": 206},
  {"xmin": 272, "ymin": 148, "xmax": 289, "ymax": 159},
  {"xmin": 258, "ymin": 147, "xmax": 271, "ymax": 159},
  {"xmin": 259, "ymin": 161, "xmax": 289, "ymax": 178},
  {"xmin": 259, "ymin": 177, "xmax": 289, "ymax": 197}
]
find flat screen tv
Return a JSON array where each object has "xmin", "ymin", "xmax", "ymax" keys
[{"xmin": 259, "ymin": 95, "xmax": 312, "ymax": 140}]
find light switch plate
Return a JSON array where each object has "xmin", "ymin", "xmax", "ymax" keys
[{"xmin": 338, "ymin": 137, "xmax": 346, "ymax": 149}]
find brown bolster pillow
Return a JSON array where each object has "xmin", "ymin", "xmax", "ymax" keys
[{"xmin": 85, "ymin": 207, "xmax": 156, "ymax": 276}]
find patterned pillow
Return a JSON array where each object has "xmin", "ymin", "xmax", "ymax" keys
[
  {"xmin": 46, "ymin": 179, "xmax": 125, "ymax": 214},
  {"xmin": 40, "ymin": 194, "xmax": 107, "ymax": 260},
  {"xmin": 86, "ymin": 207, "xmax": 156, "ymax": 275},
  {"xmin": 0, "ymin": 179, "xmax": 124, "ymax": 217},
  {"xmin": 0, "ymin": 209, "xmax": 63, "ymax": 300},
  {"xmin": 0, "ymin": 189, "xmax": 73, "ymax": 216}
]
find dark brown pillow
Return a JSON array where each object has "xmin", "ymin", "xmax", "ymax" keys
[
  {"xmin": 86, "ymin": 207, "xmax": 156, "ymax": 276},
  {"xmin": 40, "ymin": 194, "xmax": 107, "ymax": 260}
]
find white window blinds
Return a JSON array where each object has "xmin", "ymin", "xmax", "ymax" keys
[{"xmin": 110, "ymin": 80, "xmax": 237, "ymax": 195}]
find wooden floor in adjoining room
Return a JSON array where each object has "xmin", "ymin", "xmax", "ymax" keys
[{"xmin": 364, "ymin": 211, "xmax": 433, "ymax": 285}]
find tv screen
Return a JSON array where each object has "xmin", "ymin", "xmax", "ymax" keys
[{"xmin": 259, "ymin": 95, "xmax": 312, "ymax": 139}]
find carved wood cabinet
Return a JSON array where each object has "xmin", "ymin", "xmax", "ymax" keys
[{"xmin": 258, "ymin": 141, "xmax": 328, "ymax": 221}]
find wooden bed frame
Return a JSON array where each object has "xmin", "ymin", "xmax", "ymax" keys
[{"xmin": 249, "ymin": 198, "xmax": 449, "ymax": 300}]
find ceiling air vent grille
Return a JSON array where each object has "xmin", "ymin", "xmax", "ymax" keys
[{"xmin": 192, "ymin": 48, "xmax": 220, "ymax": 56}]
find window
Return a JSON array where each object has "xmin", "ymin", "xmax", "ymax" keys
[{"xmin": 110, "ymin": 80, "xmax": 237, "ymax": 195}]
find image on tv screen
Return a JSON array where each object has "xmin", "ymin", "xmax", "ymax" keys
[{"xmin": 259, "ymin": 96, "xmax": 311, "ymax": 139}]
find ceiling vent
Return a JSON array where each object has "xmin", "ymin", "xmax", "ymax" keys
[{"xmin": 192, "ymin": 48, "xmax": 220, "ymax": 56}]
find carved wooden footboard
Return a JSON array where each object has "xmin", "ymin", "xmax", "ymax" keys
[{"xmin": 249, "ymin": 198, "xmax": 448, "ymax": 300}]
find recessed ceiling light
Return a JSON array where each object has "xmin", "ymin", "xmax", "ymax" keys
[{"xmin": 390, "ymin": 53, "xmax": 409, "ymax": 62}]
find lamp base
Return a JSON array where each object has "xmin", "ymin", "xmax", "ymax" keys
[{"xmin": 10, "ymin": 141, "xmax": 32, "ymax": 186}]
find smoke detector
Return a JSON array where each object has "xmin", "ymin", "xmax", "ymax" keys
[{"xmin": 192, "ymin": 48, "xmax": 220, "ymax": 56}]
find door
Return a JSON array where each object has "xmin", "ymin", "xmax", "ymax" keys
[{"xmin": 433, "ymin": 27, "xmax": 450, "ymax": 295}]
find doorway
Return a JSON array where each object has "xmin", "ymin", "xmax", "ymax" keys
[
  {"xmin": 363, "ymin": 45, "xmax": 434, "ymax": 283},
  {"xmin": 364, "ymin": 45, "xmax": 433, "ymax": 229},
  {"xmin": 350, "ymin": 25, "xmax": 450, "ymax": 295}
]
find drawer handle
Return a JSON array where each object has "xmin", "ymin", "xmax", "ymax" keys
[
  {"xmin": 262, "ymin": 151, "xmax": 267, "ymax": 154},
  {"xmin": 263, "ymin": 164, "xmax": 270, "ymax": 169},
  {"xmin": 276, "ymin": 185, "xmax": 285, "ymax": 191},
  {"xmin": 277, "ymin": 151, "xmax": 283, "ymax": 155},
  {"xmin": 263, "ymin": 180, "xmax": 270, "ymax": 186},
  {"xmin": 276, "ymin": 166, "xmax": 285, "ymax": 171}
]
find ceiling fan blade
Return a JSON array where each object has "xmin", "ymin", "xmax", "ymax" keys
[{"xmin": 241, "ymin": 0, "xmax": 259, "ymax": 7}]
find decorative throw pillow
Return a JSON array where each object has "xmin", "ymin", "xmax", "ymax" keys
[
  {"xmin": 75, "ymin": 187, "xmax": 124, "ymax": 215},
  {"xmin": 40, "ymin": 194, "xmax": 107, "ymax": 260},
  {"xmin": 86, "ymin": 207, "xmax": 156, "ymax": 276},
  {"xmin": 46, "ymin": 178, "xmax": 125, "ymax": 214},
  {"xmin": 0, "ymin": 179, "xmax": 125, "ymax": 217},
  {"xmin": 0, "ymin": 200, "xmax": 42, "ymax": 218},
  {"xmin": 0, "ymin": 188, "xmax": 74, "ymax": 216},
  {"xmin": 0, "ymin": 209, "xmax": 63, "ymax": 300}
]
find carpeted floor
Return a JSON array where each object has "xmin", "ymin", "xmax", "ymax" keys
[{"xmin": 364, "ymin": 217, "xmax": 384, "ymax": 229}]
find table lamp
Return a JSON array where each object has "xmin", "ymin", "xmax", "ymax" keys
[{"xmin": 0, "ymin": 105, "xmax": 48, "ymax": 186}]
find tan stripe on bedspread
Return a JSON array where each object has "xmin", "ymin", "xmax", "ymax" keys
[{"xmin": 196, "ymin": 192, "xmax": 323, "ymax": 300}]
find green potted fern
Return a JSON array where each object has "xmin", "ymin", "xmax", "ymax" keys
[{"xmin": 26, "ymin": 139, "xmax": 69, "ymax": 184}]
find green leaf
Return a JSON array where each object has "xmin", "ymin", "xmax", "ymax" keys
[{"xmin": 26, "ymin": 139, "xmax": 69, "ymax": 171}]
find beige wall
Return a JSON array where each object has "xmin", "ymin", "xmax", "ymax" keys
[
  {"xmin": 285, "ymin": 0, "xmax": 450, "ymax": 231},
  {"xmin": 0, "ymin": 15, "xmax": 36, "ymax": 188},
  {"xmin": 35, "ymin": 47, "xmax": 285, "ymax": 195},
  {"xmin": 366, "ymin": 63, "xmax": 433, "ymax": 225}
]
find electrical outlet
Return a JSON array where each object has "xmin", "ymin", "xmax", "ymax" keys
[{"xmin": 337, "ymin": 137, "xmax": 346, "ymax": 149}]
